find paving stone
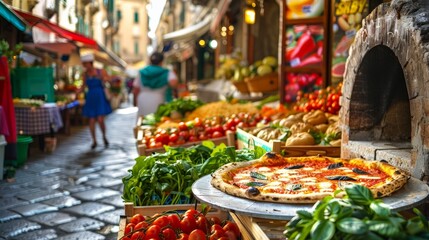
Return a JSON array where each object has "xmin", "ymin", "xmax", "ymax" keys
[
  {"xmin": 28, "ymin": 212, "xmax": 77, "ymax": 226},
  {"xmin": 24, "ymin": 163, "xmax": 62, "ymax": 176},
  {"xmin": 18, "ymin": 189, "xmax": 69, "ymax": 203},
  {"xmin": 11, "ymin": 228, "xmax": 57, "ymax": 240},
  {"xmin": 64, "ymin": 202, "xmax": 115, "ymax": 217},
  {"xmin": 72, "ymin": 187, "xmax": 119, "ymax": 201},
  {"xmin": 0, "ymin": 210, "xmax": 21, "ymax": 222},
  {"xmin": 12, "ymin": 203, "xmax": 58, "ymax": 217},
  {"xmin": 86, "ymin": 177, "xmax": 123, "ymax": 188},
  {"xmin": 56, "ymin": 231, "xmax": 105, "ymax": 240},
  {"xmin": 100, "ymin": 168, "xmax": 129, "ymax": 178},
  {"xmin": 99, "ymin": 195, "xmax": 125, "ymax": 208},
  {"xmin": 0, "ymin": 219, "xmax": 41, "ymax": 238},
  {"xmin": 58, "ymin": 217, "xmax": 105, "ymax": 233},
  {"xmin": 0, "ymin": 197, "xmax": 28, "ymax": 210},
  {"xmin": 60, "ymin": 184, "xmax": 92, "ymax": 193},
  {"xmin": 109, "ymin": 184, "xmax": 124, "ymax": 192},
  {"xmin": 41, "ymin": 195, "xmax": 81, "ymax": 209},
  {"xmin": 93, "ymin": 209, "xmax": 124, "ymax": 225},
  {"xmin": 77, "ymin": 165, "xmax": 104, "ymax": 175}
]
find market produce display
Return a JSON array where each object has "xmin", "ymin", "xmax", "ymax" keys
[
  {"xmin": 285, "ymin": 184, "xmax": 429, "ymax": 240},
  {"xmin": 211, "ymin": 152, "xmax": 409, "ymax": 203},
  {"xmin": 13, "ymin": 98, "xmax": 44, "ymax": 107},
  {"xmin": 122, "ymin": 141, "xmax": 266, "ymax": 206},
  {"xmin": 246, "ymin": 109, "xmax": 341, "ymax": 146},
  {"xmin": 142, "ymin": 112, "xmax": 266, "ymax": 149},
  {"xmin": 292, "ymin": 83, "xmax": 342, "ymax": 114},
  {"xmin": 185, "ymin": 101, "xmax": 259, "ymax": 121},
  {"xmin": 286, "ymin": 0, "xmax": 324, "ymax": 19},
  {"xmin": 121, "ymin": 207, "xmax": 240, "ymax": 240},
  {"xmin": 142, "ymin": 98, "xmax": 205, "ymax": 125}
]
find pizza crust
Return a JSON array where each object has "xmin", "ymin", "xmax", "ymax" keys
[{"xmin": 210, "ymin": 152, "xmax": 410, "ymax": 203}]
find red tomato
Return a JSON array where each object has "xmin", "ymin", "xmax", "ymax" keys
[
  {"xmin": 152, "ymin": 215, "xmax": 169, "ymax": 228},
  {"xmin": 198, "ymin": 133, "xmax": 208, "ymax": 141},
  {"xmin": 212, "ymin": 131, "xmax": 223, "ymax": 138},
  {"xmin": 209, "ymin": 230, "xmax": 225, "ymax": 240},
  {"xmin": 124, "ymin": 223, "xmax": 135, "ymax": 235},
  {"xmin": 189, "ymin": 229, "xmax": 206, "ymax": 240},
  {"xmin": 193, "ymin": 117, "xmax": 203, "ymax": 127},
  {"xmin": 178, "ymin": 233, "xmax": 189, "ymax": 240},
  {"xmin": 161, "ymin": 228, "xmax": 176, "ymax": 240},
  {"xmin": 145, "ymin": 225, "xmax": 161, "ymax": 238},
  {"xmin": 167, "ymin": 214, "xmax": 181, "ymax": 229},
  {"xmin": 209, "ymin": 216, "xmax": 222, "ymax": 226},
  {"xmin": 224, "ymin": 230, "xmax": 238, "ymax": 240},
  {"xmin": 196, "ymin": 215, "xmax": 209, "ymax": 233},
  {"xmin": 130, "ymin": 213, "xmax": 145, "ymax": 225},
  {"xmin": 210, "ymin": 224, "xmax": 224, "ymax": 234},
  {"xmin": 184, "ymin": 209, "xmax": 200, "ymax": 218},
  {"xmin": 122, "ymin": 237, "xmax": 131, "ymax": 240},
  {"xmin": 130, "ymin": 231, "xmax": 144, "ymax": 240},
  {"xmin": 180, "ymin": 216, "xmax": 198, "ymax": 234},
  {"xmin": 188, "ymin": 135, "xmax": 199, "ymax": 142},
  {"xmin": 223, "ymin": 222, "xmax": 240, "ymax": 238},
  {"xmin": 134, "ymin": 221, "xmax": 148, "ymax": 230},
  {"xmin": 178, "ymin": 122, "xmax": 188, "ymax": 131},
  {"xmin": 169, "ymin": 133, "xmax": 179, "ymax": 143},
  {"xmin": 179, "ymin": 130, "xmax": 190, "ymax": 140}
]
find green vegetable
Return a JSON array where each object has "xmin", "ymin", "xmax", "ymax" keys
[
  {"xmin": 284, "ymin": 184, "xmax": 429, "ymax": 240},
  {"xmin": 250, "ymin": 172, "xmax": 268, "ymax": 180},
  {"xmin": 154, "ymin": 98, "xmax": 204, "ymax": 122},
  {"xmin": 122, "ymin": 141, "xmax": 266, "ymax": 206}
]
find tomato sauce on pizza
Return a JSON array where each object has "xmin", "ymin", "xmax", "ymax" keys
[{"xmin": 211, "ymin": 152, "xmax": 409, "ymax": 203}]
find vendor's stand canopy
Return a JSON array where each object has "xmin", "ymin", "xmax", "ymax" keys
[
  {"xmin": 12, "ymin": 8, "xmax": 127, "ymax": 69},
  {"xmin": 0, "ymin": 1, "xmax": 26, "ymax": 32}
]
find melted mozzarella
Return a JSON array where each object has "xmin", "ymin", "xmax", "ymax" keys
[
  {"xmin": 302, "ymin": 167, "xmax": 315, "ymax": 171},
  {"xmin": 301, "ymin": 177, "xmax": 317, "ymax": 182},
  {"xmin": 357, "ymin": 175, "xmax": 381, "ymax": 180},
  {"xmin": 258, "ymin": 167, "xmax": 271, "ymax": 172},
  {"xmin": 319, "ymin": 182, "xmax": 333, "ymax": 189}
]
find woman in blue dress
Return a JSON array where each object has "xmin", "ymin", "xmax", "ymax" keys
[{"xmin": 81, "ymin": 54, "xmax": 112, "ymax": 149}]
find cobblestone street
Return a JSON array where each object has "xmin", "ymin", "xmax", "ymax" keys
[{"xmin": 0, "ymin": 104, "xmax": 139, "ymax": 240}]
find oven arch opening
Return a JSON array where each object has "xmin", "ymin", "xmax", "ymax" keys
[{"xmin": 349, "ymin": 45, "xmax": 411, "ymax": 143}]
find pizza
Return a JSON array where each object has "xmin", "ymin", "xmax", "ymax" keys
[{"xmin": 210, "ymin": 152, "xmax": 410, "ymax": 203}]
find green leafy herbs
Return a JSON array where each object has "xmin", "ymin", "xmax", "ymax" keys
[
  {"xmin": 154, "ymin": 98, "xmax": 204, "ymax": 122},
  {"xmin": 284, "ymin": 184, "xmax": 429, "ymax": 240},
  {"xmin": 122, "ymin": 141, "xmax": 266, "ymax": 206}
]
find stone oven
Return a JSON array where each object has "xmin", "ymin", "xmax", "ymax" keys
[{"xmin": 340, "ymin": 0, "xmax": 429, "ymax": 180}]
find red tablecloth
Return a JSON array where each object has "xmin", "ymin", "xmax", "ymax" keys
[
  {"xmin": 0, "ymin": 106, "xmax": 9, "ymax": 136},
  {"xmin": 0, "ymin": 56, "xmax": 16, "ymax": 143}
]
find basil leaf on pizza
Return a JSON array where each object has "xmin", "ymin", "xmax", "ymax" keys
[{"xmin": 210, "ymin": 152, "xmax": 410, "ymax": 203}]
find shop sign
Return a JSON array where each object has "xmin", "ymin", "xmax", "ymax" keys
[{"xmin": 331, "ymin": 0, "xmax": 369, "ymax": 85}]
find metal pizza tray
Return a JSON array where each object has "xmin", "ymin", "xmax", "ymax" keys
[{"xmin": 192, "ymin": 175, "xmax": 429, "ymax": 220}]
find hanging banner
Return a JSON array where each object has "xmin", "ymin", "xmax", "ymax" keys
[{"xmin": 331, "ymin": 0, "xmax": 369, "ymax": 85}]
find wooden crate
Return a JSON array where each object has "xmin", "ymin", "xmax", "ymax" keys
[
  {"xmin": 229, "ymin": 212, "xmax": 287, "ymax": 240},
  {"xmin": 136, "ymin": 130, "xmax": 236, "ymax": 156},
  {"xmin": 118, "ymin": 202, "xmax": 229, "ymax": 239},
  {"xmin": 236, "ymin": 128, "xmax": 340, "ymax": 157}
]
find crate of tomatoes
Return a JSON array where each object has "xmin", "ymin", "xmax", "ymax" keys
[
  {"xmin": 136, "ymin": 114, "xmax": 267, "ymax": 156},
  {"xmin": 118, "ymin": 202, "xmax": 240, "ymax": 240}
]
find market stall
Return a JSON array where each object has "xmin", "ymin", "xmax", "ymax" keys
[{"xmin": 14, "ymin": 103, "xmax": 63, "ymax": 151}]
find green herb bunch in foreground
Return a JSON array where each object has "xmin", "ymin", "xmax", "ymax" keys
[
  {"xmin": 122, "ymin": 141, "xmax": 266, "ymax": 206},
  {"xmin": 285, "ymin": 184, "xmax": 429, "ymax": 240}
]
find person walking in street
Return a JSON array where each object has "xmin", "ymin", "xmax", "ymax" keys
[
  {"xmin": 81, "ymin": 53, "xmax": 112, "ymax": 149},
  {"xmin": 132, "ymin": 51, "xmax": 178, "ymax": 117}
]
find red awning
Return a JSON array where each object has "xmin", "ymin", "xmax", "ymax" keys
[{"xmin": 13, "ymin": 9, "xmax": 98, "ymax": 49}]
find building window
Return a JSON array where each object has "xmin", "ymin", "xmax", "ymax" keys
[
  {"xmin": 113, "ymin": 40, "xmax": 120, "ymax": 54},
  {"xmin": 134, "ymin": 10, "xmax": 139, "ymax": 23},
  {"xmin": 116, "ymin": 10, "xmax": 121, "ymax": 21},
  {"xmin": 134, "ymin": 41, "xmax": 139, "ymax": 55}
]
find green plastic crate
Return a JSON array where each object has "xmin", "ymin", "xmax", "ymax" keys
[{"xmin": 11, "ymin": 67, "xmax": 55, "ymax": 102}]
